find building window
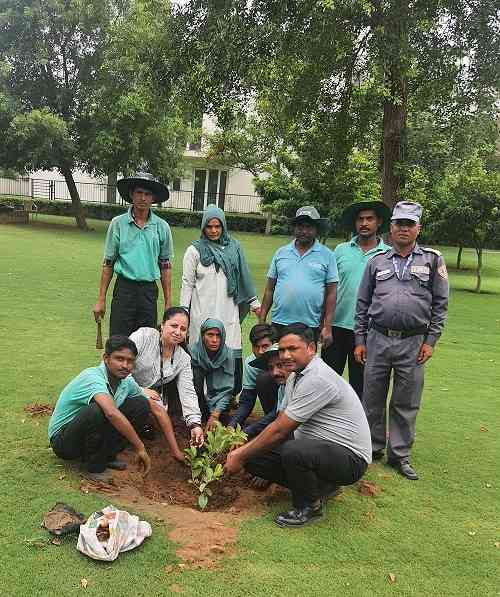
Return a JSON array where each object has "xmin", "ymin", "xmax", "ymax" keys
[
  {"xmin": 172, "ymin": 178, "xmax": 181, "ymax": 191},
  {"xmin": 192, "ymin": 169, "xmax": 228, "ymax": 211}
]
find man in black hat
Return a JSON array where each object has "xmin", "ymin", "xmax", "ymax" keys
[
  {"xmin": 321, "ymin": 200, "xmax": 390, "ymax": 398},
  {"xmin": 93, "ymin": 172, "xmax": 173, "ymax": 337},
  {"xmin": 259, "ymin": 206, "xmax": 338, "ymax": 345}
]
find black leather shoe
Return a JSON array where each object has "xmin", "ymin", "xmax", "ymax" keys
[
  {"xmin": 372, "ymin": 450, "xmax": 385, "ymax": 461},
  {"xmin": 388, "ymin": 459, "xmax": 419, "ymax": 480},
  {"xmin": 274, "ymin": 503, "xmax": 323, "ymax": 528}
]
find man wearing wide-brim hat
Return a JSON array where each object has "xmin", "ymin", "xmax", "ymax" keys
[
  {"xmin": 93, "ymin": 172, "xmax": 173, "ymax": 337},
  {"xmin": 321, "ymin": 199, "xmax": 390, "ymax": 399},
  {"xmin": 242, "ymin": 343, "xmax": 290, "ymax": 440},
  {"xmin": 259, "ymin": 206, "xmax": 339, "ymax": 346}
]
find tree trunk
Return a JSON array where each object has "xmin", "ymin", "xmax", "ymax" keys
[
  {"xmin": 107, "ymin": 171, "xmax": 117, "ymax": 204},
  {"xmin": 474, "ymin": 246, "xmax": 482, "ymax": 293},
  {"xmin": 456, "ymin": 245, "xmax": 463, "ymax": 269},
  {"xmin": 60, "ymin": 165, "xmax": 88, "ymax": 230},
  {"xmin": 265, "ymin": 211, "xmax": 272, "ymax": 235},
  {"xmin": 381, "ymin": 91, "xmax": 407, "ymax": 209},
  {"xmin": 378, "ymin": 2, "xmax": 409, "ymax": 210}
]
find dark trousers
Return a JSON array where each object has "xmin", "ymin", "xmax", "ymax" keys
[
  {"xmin": 228, "ymin": 371, "xmax": 278, "ymax": 428},
  {"xmin": 245, "ymin": 438, "xmax": 368, "ymax": 508},
  {"xmin": 50, "ymin": 396, "xmax": 150, "ymax": 473},
  {"xmin": 192, "ymin": 367, "xmax": 210, "ymax": 422},
  {"xmin": 255, "ymin": 372, "xmax": 279, "ymax": 414},
  {"xmin": 321, "ymin": 326, "xmax": 364, "ymax": 399},
  {"xmin": 110, "ymin": 275, "xmax": 158, "ymax": 337},
  {"xmin": 151, "ymin": 378, "xmax": 183, "ymax": 418},
  {"xmin": 233, "ymin": 356, "xmax": 243, "ymax": 397}
]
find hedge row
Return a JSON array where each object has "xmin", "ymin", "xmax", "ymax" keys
[{"xmin": 0, "ymin": 196, "xmax": 287, "ymax": 234}]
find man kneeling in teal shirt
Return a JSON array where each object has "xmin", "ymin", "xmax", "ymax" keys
[{"xmin": 48, "ymin": 336, "xmax": 152, "ymax": 483}]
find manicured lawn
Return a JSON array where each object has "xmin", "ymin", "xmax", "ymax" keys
[{"xmin": 1, "ymin": 215, "xmax": 499, "ymax": 596}]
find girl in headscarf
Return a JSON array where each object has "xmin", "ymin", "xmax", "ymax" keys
[
  {"xmin": 180, "ymin": 205, "xmax": 261, "ymax": 395},
  {"xmin": 130, "ymin": 307, "xmax": 205, "ymax": 460},
  {"xmin": 190, "ymin": 318, "xmax": 235, "ymax": 430}
]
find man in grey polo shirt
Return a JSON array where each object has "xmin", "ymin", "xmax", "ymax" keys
[{"xmin": 225, "ymin": 323, "xmax": 371, "ymax": 528}]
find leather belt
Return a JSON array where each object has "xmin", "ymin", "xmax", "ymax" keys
[{"xmin": 371, "ymin": 321, "xmax": 427, "ymax": 339}]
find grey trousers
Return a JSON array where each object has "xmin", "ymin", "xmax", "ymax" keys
[{"xmin": 362, "ymin": 329, "xmax": 425, "ymax": 461}]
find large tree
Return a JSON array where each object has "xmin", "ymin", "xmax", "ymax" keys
[
  {"xmin": 0, "ymin": 0, "xmax": 189, "ymax": 229},
  {"xmin": 169, "ymin": 0, "xmax": 500, "ymax": 210}
]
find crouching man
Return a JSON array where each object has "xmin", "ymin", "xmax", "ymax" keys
[
  {"xmin": 48, "ymin": 336, "xmax": 152, "ymax": 483},
  {"xmin": 224, "ymin": 323, "xmax": 372, "ymax": 528},
  {"xmin": 243, "ymin": 342, "xmax": 289, "ymax": 439}
]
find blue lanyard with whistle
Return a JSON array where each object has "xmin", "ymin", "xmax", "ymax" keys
[{"xmin": 392, "ymin": 253, "xmax": 413, "ymax": 280}]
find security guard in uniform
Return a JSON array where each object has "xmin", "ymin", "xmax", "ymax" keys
[{"xmin": 354, "ymin": 201, "xmax": 449, "ymax": 480}]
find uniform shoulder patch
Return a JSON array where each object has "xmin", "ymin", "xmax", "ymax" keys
[
  {"xmin": 421, "ymin": 247, "xmax": 442, "ymax": 256},
  {"xmin": 437, "ymin": 263, "xmax": 448, "ymax": 279}
]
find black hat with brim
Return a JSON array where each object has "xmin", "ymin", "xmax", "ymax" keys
[
  {"xmin": 341, "ymin": 200, "xmax": 391, "ymax": 232},
  {"xmin": 249, "ymin": 343, "xmax": 280, "ymax": 371},
  {"xmin": 117, "ymin": 172, "xmax": 169, "ymax": 204}
]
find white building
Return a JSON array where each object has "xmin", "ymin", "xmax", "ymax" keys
[{"xmin": 4, "ymin": 115, "xmax": 263, "ymax": 214}]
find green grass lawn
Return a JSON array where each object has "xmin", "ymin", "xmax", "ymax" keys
[{"xmin": 1, "ymin": 215, "xmax": 499, "ymax": 596}]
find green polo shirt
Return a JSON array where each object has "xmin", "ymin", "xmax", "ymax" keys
[
  {"xmin": 242, "ymin": 354, "xmax": 259, "ymax": 391},
  {"xmin": 103, "ymin": 207, "xmax": 173, "ymax": 282},
  {"xmin": 334, "ymin": 236, "xmax": 390, "ymax": 330},
  {"xmin": 48, "ymin": 362, "xmax": 147, "ymax": 439}
]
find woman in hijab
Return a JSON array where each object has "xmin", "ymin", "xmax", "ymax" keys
[
  {"xmin": 130, "ymin": 307, "xmax": 205, "ymax": 460},
  {"xmin": 180, "ymin": 205, "xmax": 260, "ymax": 395},
  {"xmin": 190, "ymin": 318, "xmax": 235, "ymax": 430}
]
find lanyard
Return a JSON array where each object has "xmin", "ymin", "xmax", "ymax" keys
[
  {"xmin": 159, "ymin": 340, "xmax": 174, "ymax": 406},
  {"xmin": 392, "ymin": 253, "xmax": 413, "ymax": 280}
]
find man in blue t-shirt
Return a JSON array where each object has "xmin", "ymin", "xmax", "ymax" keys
[
  {"xmin": 48, "ymin": 336, "xmax": 152, "ymax": 483},
  {"xmin": 259, "ymin": 206, "xmax": 338, "ymax": 346}
]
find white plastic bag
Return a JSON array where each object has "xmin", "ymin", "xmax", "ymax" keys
[{"xmin": 77, "ymin": 505, "xmax": 152, "ymax": 561}]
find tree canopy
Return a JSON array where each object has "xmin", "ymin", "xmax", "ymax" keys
[
  {"xmin": 169, "ymin": 0, "xmax": 500, "ymax": 218},
  {"xmin": 0, "ymin": 0, "xmax": 190, "ymax": 229}
]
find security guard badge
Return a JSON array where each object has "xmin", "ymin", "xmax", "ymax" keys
[
  {"xmin": 410, "ymin": 265, "xmax": 429, "ymax": 275},
  {"xmin": 437, "ymin": 263, "xmax": 448, "ymax": 279}
]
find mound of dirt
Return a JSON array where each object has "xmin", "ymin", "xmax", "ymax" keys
[
  {"xmin": 111, "ymin": 438, "xmax": 247, "ymax": 511},
  {"xmin": 79, "ymin": 421, "xmax": 290, "ymax": 567},
  {"xmin": 109, "ymin": 417, "xmax": 269, "ymax": 511}
]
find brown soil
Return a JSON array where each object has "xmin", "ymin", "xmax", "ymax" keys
[
  {"xmin": 24, "ymin": 403, "xmax": 54, "ymax": 417},
  {"xmin": 357, "ymin": 479, "xmax": 382, "ymax": 497},
  {"xmin": 80, "ymin": 420, "xmax": 288, "ymax": 568}
]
